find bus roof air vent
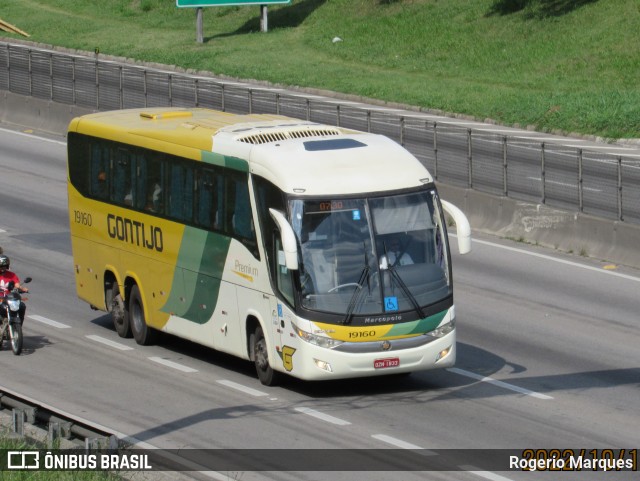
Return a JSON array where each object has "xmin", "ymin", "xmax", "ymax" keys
[{"xmin": 236, "ymin": 126, "xmax": 342, "ymax": 145}]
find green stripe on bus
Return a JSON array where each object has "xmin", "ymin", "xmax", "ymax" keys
[
  {"xmin": 161, "ymin": 228, "xmax": 231, "ymax": 324},
  {"xmin": 385, "ymin": 310, "xmax": 448, "ymax": 338},
  {"xmin": 202, "ymin": 151, "xmax": 249, "ymax": 172}
]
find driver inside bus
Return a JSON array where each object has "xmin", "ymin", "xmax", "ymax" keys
[{"xmin": 379, "ymin": 236, "xmax": 414, "ymax": 269}]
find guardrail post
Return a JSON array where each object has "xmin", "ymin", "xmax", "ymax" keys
[
  {"xmin": 119, "ymin": 66, "xmax": 123, "ymax": 109},
  {"xmin": 144, "ymin": 70, "xmax": 148, "ymax": 108},
  {"xmin": 5, "ymin": 44, "xmax": 10, "ymax": 92},
  {"xmin": 28, "ymin": 49, "xmax": 32, "ymax": 96},
  {"xmin": 399, "ymin": 116, "xmax": 405, "ymax": 147},
  {"xmin": 12, "ymin": 408, "xmax": 25, "ymax": 435},
  {"xmin": 248, "ymin": 88, "xmax": 253, "ymax": 114},
  {"xmin": 617, "ymin": 156, "xmax": 623, "ymax": 221},
  {"xmin": 95, "ymin": 55, "xmax": 99, "ymax": 110},
  {"xmin": 366, "ymin": 110, "xmax": 371, "ymax": 133},
  {"xmin": 72, "ymin": 57, "xmax": 76, "ymax": 105},
  {"xmin": 221, "ymin": 83, "xmax": 225, "ymax": 111},
  {"xmin": 578, "ymin": 148, "xmax": 583, "ymax": 212},
  {"xmin": 49, "ymin": 52, "xmax": 53, "ymax": 100},
  {"xmin": 306, "ymin": 98, "xmax": 311, "ymax": 121},
  {"xmin": 467, "ymin": 128, "xmax": 473, "ymax": 188},
  {"xmin": 433, "ymin": 121, "xmax": 438, "ymax": 180},
  {"xmin": 194, "ymin": 78, "xmax": 199, "ymax": 107},
  {"xmin": 168, "ymin": 74, "xmax": 173, "ymax": 107},
  {"xmin": 48, "ymin": 422, "xmax": 61, "ymax": 448},
  {"xmin": 502, "ymin": 135, "xmax": 508, "ymax": 196},
  {"xmin": 276, "ymin": 92, "xmax": 280, "ymax": 115},
  {"xmin": 336, "ymin": 104, "xmax": 341, "ymax": 127},
  {"xmin": 541, "ymin": 142, "xmax": 546, "ymax": 204}
]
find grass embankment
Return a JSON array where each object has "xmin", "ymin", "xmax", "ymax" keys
[{"xmin": 1, "ymin": 0, "xmax": 639, "ymax": 139}]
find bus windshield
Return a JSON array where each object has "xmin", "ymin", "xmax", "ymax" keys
[{"xmin": 290, "ymin": 189, "xmax": 450, "ymax": 320}]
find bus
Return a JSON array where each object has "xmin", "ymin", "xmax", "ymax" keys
[{"xmin": 67, "ymin": 107, "xmax": 471, "ymax": 385}]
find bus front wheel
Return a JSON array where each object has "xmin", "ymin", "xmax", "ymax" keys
[
  {"xmin": 129, "ymin": 285, "xmax": 157, "ymax": 346},
  {"xmin": 253, "ymin": 325, "xmax": 279, "ymax": 386}
]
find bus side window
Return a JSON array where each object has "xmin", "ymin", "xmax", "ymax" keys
[
  {"xmin": 168, "ymin": 162, "xmax": 194, "ymax": 222},
  {"xmin": 232, "ymin": 179, "xmax": 253, "ymax": 239},
  {"xmin": 112, "ymin": 148, "xmax": 134, "ymax": 206},
  {"xmin": 230, "ymin": 174, "xmax": 258, "ymax": 257},
  {"xmin": 90, "ymin": 142, "xmax": 110, "ymax": 200},
  {"xmin": 196, "ymin": 169, "xmax": 216, "ymax": 229},
  {"xmin": 139, "ymin": 156, "xmax": 164, "ymax": 214}
]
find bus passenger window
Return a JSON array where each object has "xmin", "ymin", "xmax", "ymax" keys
[
  {"xmin": 197, "ymin": 169, "xmax": 216, "ymax": 229},
  {"xmin": 112, "ymin": 149, "xmax": 134, "ymax": 206},
  {"xmin": 90, "ymin": 143, "xmax": 110, "ymax": 200},
  {"xmin": 232, "ymin": 179, "xmax": 253, "ymax": 239},
  {"xmin": 168, "ymin": 163, "xmax": 194, "ymax": 222}
]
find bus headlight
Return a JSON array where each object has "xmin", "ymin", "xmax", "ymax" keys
[
  {"xmin": 428, "ymin": 318, "xmax": 455, "ymax": 339},
  {"xmin": 292, "ymin": 322, "xmax": 344, "ymax": 349}
]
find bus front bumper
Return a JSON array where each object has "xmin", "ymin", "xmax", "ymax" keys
[{"xmin": 280, "ymin": 329, "xmax": 456, "ymax": 381}]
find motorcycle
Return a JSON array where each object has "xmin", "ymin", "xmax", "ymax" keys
[{"xmin": 0, "ymin": 277, "xmax": 31, "ymax": 355}]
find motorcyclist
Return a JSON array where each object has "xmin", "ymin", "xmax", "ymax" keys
[{"xmin": 0, "ymin": 255, "xmax": 28, "ymax": 322}]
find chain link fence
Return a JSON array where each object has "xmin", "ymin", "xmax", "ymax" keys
[{"xmin": 2, "ymin": 41, "xmax": 638, "ymax": 225}]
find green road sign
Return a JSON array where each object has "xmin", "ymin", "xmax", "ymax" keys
[{"xmin": 177, "ymin": 0, "xmax": 290, "ymax": 6}]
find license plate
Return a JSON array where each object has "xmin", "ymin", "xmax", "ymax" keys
[{"xmin": 374, "ymin": 357, "xmax": 400, "ymax": 369}]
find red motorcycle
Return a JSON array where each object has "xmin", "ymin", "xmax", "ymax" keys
[{"xmin": 0, "ymin": 277, "xmax": 31, "ymax": 355}]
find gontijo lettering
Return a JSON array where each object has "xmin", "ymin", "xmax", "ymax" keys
[{"xmin": 107, "ymin": 214, "xmax": 163, "ymax": 252}]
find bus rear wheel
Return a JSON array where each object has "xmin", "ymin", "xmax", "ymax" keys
[
  {"xmin": 129, "ymin": 285, "xmax": 157, "ymax": 346},
  {"xmin": 253, "ymin": 325, "xmax": 279, "ymax": 386}
]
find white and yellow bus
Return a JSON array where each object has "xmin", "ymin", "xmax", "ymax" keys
[{"xmin": 67, "ymin": 107, "xmax": 471, "ymax": 385}]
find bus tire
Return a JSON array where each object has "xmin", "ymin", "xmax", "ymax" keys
[
  {"xmin": 110, "ymin": 285, "xmax": 131, "ymax": 338},
  {"xmin": 253, "ymin": 325, "xmax": 279, "ymax": 386},
  {"xmin": 129, "ymin": 285, "xmax": 157, "ymax": 346}
]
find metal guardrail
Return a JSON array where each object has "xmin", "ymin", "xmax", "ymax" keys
[
  {"xmin": 1, "ymin": 41, "xmax": 639, "ymax": 225},
  {"xmin": 1, "ymin": 388, "xmax": 117, "ymax": 449}
]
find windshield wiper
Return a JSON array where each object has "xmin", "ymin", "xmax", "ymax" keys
[
  {"xmin": 341, "ymin": 246, "xmax": 372, "ymax": 325},
  {"xmin": 387, "ymin": 264, "xmax": 426, "ymax": 319},
  {"xmin": 341, "ymin": 265, "xmax": 370, "ymax": 325}
]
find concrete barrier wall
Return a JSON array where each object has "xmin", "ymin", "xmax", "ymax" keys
[
  {"xmin": 438, "ymin": 183, "xmax": 640, "ymax": 269},
  {"xmin": 1, "ymin": 91, "xmax": 95, "ymax": 137},
  {"xmin": 2, "ymin": 91, "xmax": 639, "ymax": 270}
]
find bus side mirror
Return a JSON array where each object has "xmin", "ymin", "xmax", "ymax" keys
[
  {"xmin": 269, "ymin": 208, "xmax": 299, "ymax": 270},
  {"xmin": 441, "ymin": 200, "xmax": 471, "ymax": 255}
]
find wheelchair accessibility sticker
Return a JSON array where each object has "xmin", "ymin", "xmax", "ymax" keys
[{"xmin": 384, "ymin": 296, "xmax": 399, "ymax": 312}]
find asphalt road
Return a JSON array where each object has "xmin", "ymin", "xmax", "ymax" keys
[{"xmin": 0, "ymin": 126, "xmax": 638, "ymax": 481}]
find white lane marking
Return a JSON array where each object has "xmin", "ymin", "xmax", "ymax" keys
[
  {"xmin": 447, "ymin": 368, "xmax": 553, "ymax": 400},
  {"xmin": 461, "ymin": 467, "xmax": 516, "ymax": 481},
  {"xmin": 371, "ymin": 434, "xmax": 434, "ymax": 452},
  {"xmin": 86, "ymin": 335, "xmax": 134, "ymax": 351},
  {"xmin": 216, "ymin": 379, "xmax": 269, "ymax": 397},
  {"xmin": 148, "ymin": 356, "xmax": 198, "ymax": 373},
  {"xmin": 295, "ymin": 406, "xmax": 351, "ymax": 426},
  {"xmin": 0, "ymin": 126, "xmax": 66, "ymax": 145},
  {"xmin": 526, "ymin": 176, "xmax": 602, "ymax": 192},
  {"xmin": 28, "ymin": 314, "xmax": 71, "ymax": 329},
  {"xmin": 468, "ymin": 236, "xmax": 640, "ymax": 283}
]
